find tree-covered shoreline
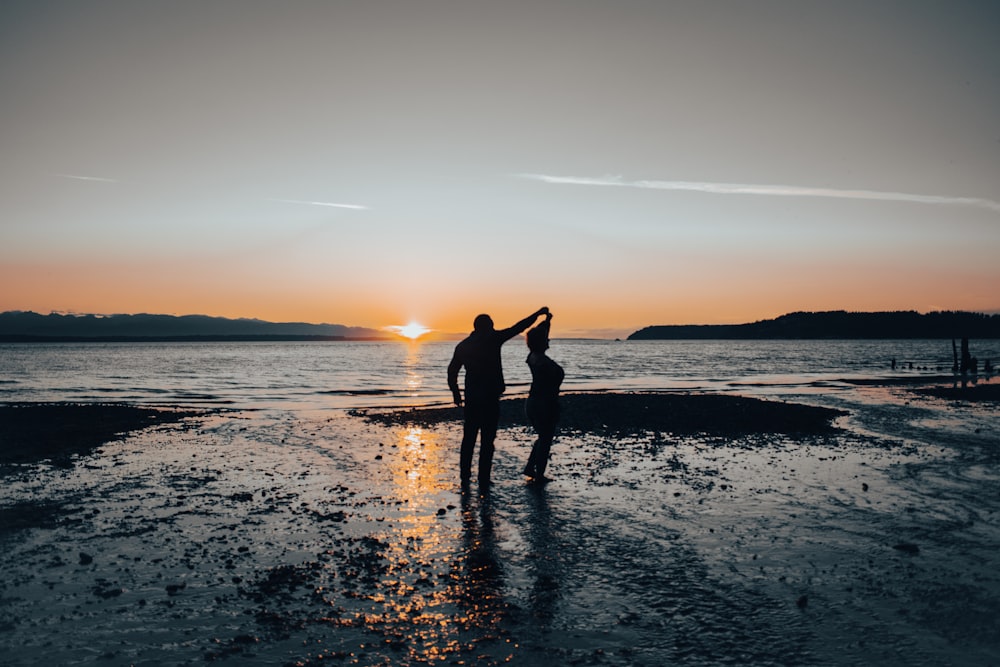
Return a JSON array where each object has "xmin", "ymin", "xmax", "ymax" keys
[{"xmin": 629, "ymin": 310, "xmax": 1000, "ymax": 340}]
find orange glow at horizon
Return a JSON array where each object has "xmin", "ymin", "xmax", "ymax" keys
[{"xmin": 2, "ymin": 258, "xmax": 998, "ymax": 338}]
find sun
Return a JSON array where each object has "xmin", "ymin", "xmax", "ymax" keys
[{"xmin": 393, "ymin": 321, "xmax": 431, "ymax": 340}]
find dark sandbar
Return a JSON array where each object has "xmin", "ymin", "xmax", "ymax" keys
[
  {"xmin": 0, "ymin": 402, "xmax": 202, "ymax": 465},
  {"xmin": 844, "ymin": 374, "xmax": 959, "ymax": 386},
  {"xmin": 356, "ymin": 391, "xmax": 846, "ymax": 436},
  {"xmin": 912, "ymin": 383, "xmax": 1000, "ymax": 403}
]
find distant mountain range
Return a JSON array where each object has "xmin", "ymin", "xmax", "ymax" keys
[
  {"xmin": 629, "ymin": 310, "xmax": 1000, "ymax": 340},
  {"xmin": 0, "ymin": 311, "xmax": 390, "ymax": 342}
]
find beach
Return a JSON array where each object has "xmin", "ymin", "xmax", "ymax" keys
[{"xmin": 1, "ymin": 384, "xmax": 998, "ymax": 666}]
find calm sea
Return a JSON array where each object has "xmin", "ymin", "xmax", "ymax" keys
[{"xmin": 1, "ymin": 339, "xmax": 993, "ymax": 412}]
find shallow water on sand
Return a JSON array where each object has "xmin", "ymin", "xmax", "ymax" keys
[{"xmin": 1, "ymin": 382, "xmax": 998, "ymax": 665}]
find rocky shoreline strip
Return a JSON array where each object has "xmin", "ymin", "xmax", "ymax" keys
[
  {"xmin": 912, "ymin": 382, "xmax": 1000, "ymax": 402},
  {"xmin": 354, "ymin": 391, "xmax": 847, "ymax": 436},
  {"xmin": 0, "ymin": 403, "xmax": 205, "ymax": 466}
]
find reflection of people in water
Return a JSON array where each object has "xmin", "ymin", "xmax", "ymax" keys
[
  {"xmin": 452, "ymin": 492, "xmax": 508, "ymax": 641},
  {"xmin": 523, "ymin": 311, "xmax": 564, "ymax": 483},
  {"xmin": 524, "ymin": 485, "xmax": 559, "ymax": 626},
  {"xmin": 448, "ymin": 307, "xmax": 549, "ymax": 486}
]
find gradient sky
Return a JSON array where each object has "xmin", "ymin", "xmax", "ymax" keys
[{"xmin": 2, "ymin": 1, "xmax": 998, "ymax": 338}]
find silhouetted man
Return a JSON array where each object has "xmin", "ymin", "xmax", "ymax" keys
[{"xmin": 448, "ymin": 307, "xmax": 548, "ymax": 486}]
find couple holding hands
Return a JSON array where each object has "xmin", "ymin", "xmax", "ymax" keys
[{"xmin": 447, "ymin": 306, "xmax": 564, "ymax": 488}]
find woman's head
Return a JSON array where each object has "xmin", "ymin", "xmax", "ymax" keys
[{"xmin": 526, "ymin": 323, "xmax": 549, "ymax": 353}]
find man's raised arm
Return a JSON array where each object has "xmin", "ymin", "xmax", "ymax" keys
[{"xmin": 498, "ymin": 307, "xmax": 549, "ymax": 342}]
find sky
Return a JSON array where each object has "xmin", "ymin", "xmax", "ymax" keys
[{"xmin": 2, "ymin": 0, "xmax": 998, "ymax": 338}]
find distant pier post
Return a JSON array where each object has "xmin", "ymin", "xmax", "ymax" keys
[{"xmin": 960, "ymin": 337, "xmax": 978, "ymax": 375}]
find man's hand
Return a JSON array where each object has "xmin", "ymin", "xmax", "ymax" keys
[
  {"xmin": 537, "ymin": 306, "xmax": 549, "ymax": 317},
  {"xmin": 452, "ymin": 391, "xmax": 463, "ymax": 408}
]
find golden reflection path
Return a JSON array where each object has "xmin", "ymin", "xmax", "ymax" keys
[
  {"xmin": 357, "ymin": 425, "xmax": 515, "ymax": 664},
  {"xmin": 403, "ymin": 342, "xmax": 424, "ymax": 395}
]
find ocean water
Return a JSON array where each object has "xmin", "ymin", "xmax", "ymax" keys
[{"xmin": 1, "ymin": 338, "xmax": 994, "ymax": 411}]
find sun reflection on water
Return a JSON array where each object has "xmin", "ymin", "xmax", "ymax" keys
[{"xmin": 403, "ymin": 343, "xmax": 425, "ymax": 395}]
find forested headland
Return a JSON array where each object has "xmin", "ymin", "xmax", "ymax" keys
[{"xmin": 628, "ymin": 311, "xmax": 1000, "ymax": 340}]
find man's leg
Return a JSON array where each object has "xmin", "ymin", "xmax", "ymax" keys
[
  {"xmin": 477, "ymin": 400, "xmax": 501, "ymax": 484},
  {"xmin": 460, "ymin": 404, "xmax": 482, "ymax": 483}
]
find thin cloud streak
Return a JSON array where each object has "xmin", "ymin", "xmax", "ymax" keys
[
  {"xmin": 56, "ymin": 173, "xmax": 119, "ymax": 183},
  {"xmin": 267, "ymin": 198, "xmax": 368, "ymax": 210},
  {"xmin": 519, "ymin": 174, "xmax": 1000, "ymax": 214}
]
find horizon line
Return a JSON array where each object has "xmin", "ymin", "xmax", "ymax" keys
[{"xmin": 3, "ymin": 308, "xmax": 998, "ymax": 335}]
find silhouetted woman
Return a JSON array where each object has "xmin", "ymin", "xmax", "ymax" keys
[{"xmin": 523, "ymin": 312, "xmax": 564, "ymax": 482}]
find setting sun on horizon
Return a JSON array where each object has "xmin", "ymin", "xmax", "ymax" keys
[{"xmin": 388, "ymin": 322, "xmax": 432, "ymax": 341}]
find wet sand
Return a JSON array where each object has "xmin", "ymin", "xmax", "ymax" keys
[{"xmin": 1, "ymin": 389, "xmax": 998, "ymax": 666}]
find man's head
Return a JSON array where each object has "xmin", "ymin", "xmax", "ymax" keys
[{"xmin": 473, "ymin": 314, "xmax": 494, "ymax": 332}]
